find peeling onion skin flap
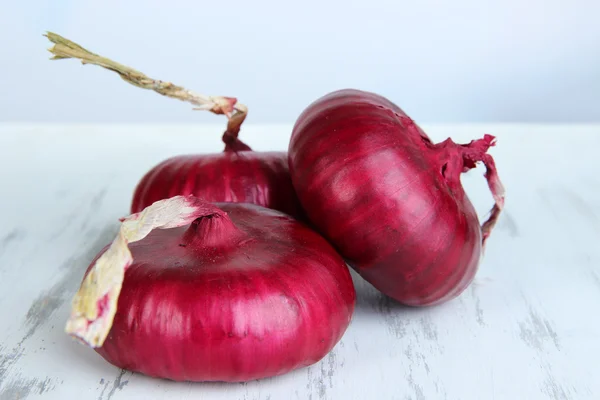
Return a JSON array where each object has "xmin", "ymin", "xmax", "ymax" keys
[
  {"xmin": 66, "ymin": 196, "xmax": 223, "ymax": 348},
  {"xmin": 288, "ymin": 89, "xmax": 505, "ymax": 307},
  {"xmin": 66, "ymin": 195, "xmax": 355, "ymax": 382}
]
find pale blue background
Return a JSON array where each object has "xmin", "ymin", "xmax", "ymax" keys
[{"xmin": 1, "ymin": 0, "xmax": 599, "ymax": 123}]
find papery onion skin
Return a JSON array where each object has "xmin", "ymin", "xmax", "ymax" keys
[
  {"xmin": 131, "ymin": 137, "xmax": 304, "ymax": 219},
  {"xmin": 288, "ymin": 89, "xmax": 504, "ymax": 307},
  {"xmin": 88, "ymin": 203, "xmax": 355, "ymax": 382}
]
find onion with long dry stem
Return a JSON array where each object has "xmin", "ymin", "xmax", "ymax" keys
[
  {"xmin": 45, "ymin": 32, "xmax": 304, "ymax": 219},
  {"xmin": 66, "ymin": 196, "xmax": 355, "ymax": 382}
]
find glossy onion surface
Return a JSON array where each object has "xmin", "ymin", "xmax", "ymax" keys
[
  {"xmin": 288, "ymin": 89, "xmax": 503, "ymax": 306},
  {"xmin": 88, "ymin": 203, "xmax": 355, "ymax": 382},
  {"xmin": 131, "ymin": 138, "xmax": 304, "ymax": 219}
]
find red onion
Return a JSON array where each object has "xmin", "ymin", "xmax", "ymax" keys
[
  {"xmin": 44, "ymin": 32, "xmax": 303, "ymax": 219},
  {"xmin": 288, "ymin": 89, "xmax": 505, "ymax": 306},
  {"xmin": 66, "ymin": 196, "xmax": 355, "ymax": 382},
  {"xmin": 130, "ymin": 113, "xmax": 303, "ymax": 218}
]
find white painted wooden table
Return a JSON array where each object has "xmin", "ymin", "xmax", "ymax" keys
[{"xmin": 1, "ymin": 123, "xmax": 599, "ymax": 400}]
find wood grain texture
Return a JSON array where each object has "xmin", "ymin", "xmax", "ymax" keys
[{"xmin": 0, "ymin": 123, "xmax": 598, "ymax": 400}]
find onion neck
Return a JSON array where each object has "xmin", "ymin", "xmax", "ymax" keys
[
  {"xmin": 397, "ymin": 116, "xmax": 504, "ymax": 246},
  {"xmin": 222, "ymin": 103, "xmax": 252, "ymax": 152},
  {"xmin": 223, "ymin": 133, "xmax": 252, "ymax": 152},
  {"xmin": 181, "ymin": 213, "xmax": 245, "ymax": 249},
  {"xmin": 434, "ymin": 135, "xmax": 505, "ymax": 246},
  {"xmin": 431, "ymin": 136, "xmax": 494, "ymax": 181}
]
